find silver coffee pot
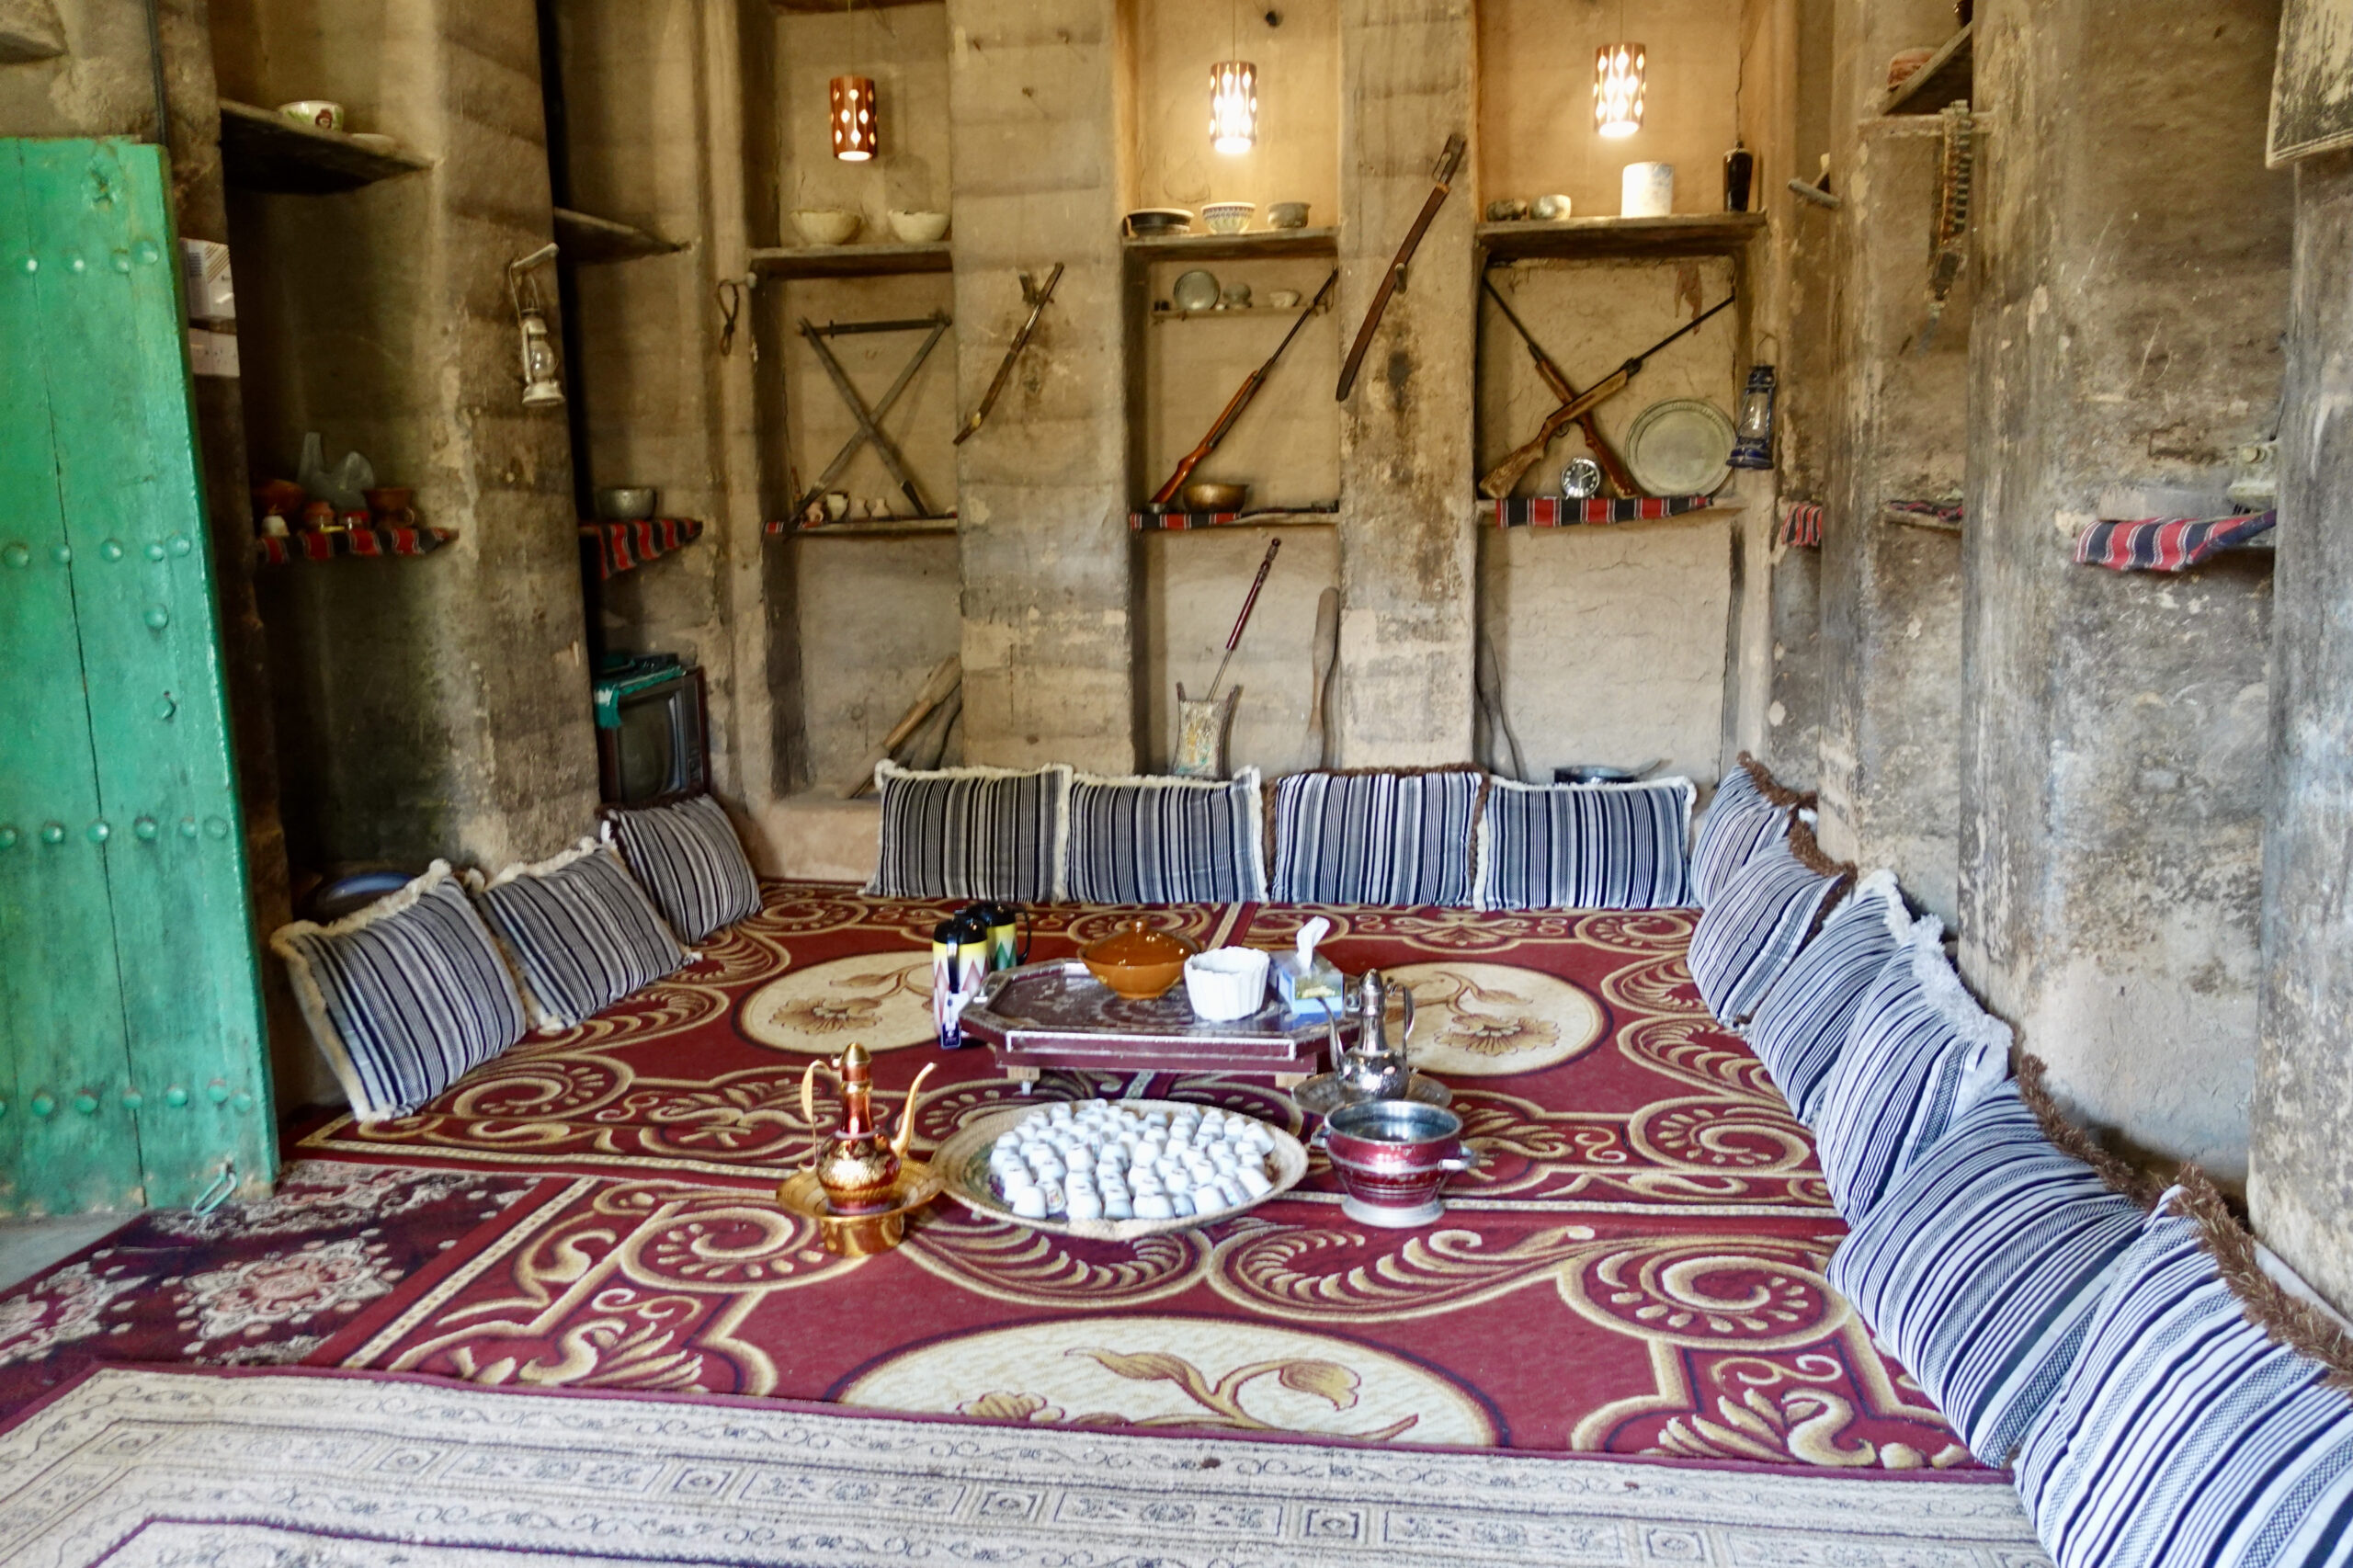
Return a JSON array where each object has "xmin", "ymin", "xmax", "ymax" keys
[{"xmin": 1327, "ymin": 970, "xmax": 1416, "ymax": 1103}]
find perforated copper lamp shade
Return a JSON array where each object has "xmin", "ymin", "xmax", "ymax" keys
[
  {"xmin": 1595, "ymin": 41, "xmax": 1646, "ymax": 139},
  {"xmin": 831, "ymin": 74, "xmax": 878, "ymax": 162}
]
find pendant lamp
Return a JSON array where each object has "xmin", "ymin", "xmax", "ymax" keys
[
  {"xmin": 1595, "ymin": 40, "xmax": 1646, "ymax": 139},
  {"xmin": 831, "ymin": 74, "xmax": 877, "ymax": 161},
  {"xmin": 1211, "ymin": 59, "xmax": 1257, "ymax": 153}
]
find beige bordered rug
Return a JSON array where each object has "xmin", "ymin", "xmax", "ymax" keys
[{"xmin": 0, "ymin": 1367, "xmax": 2049, "ymax": 1566}]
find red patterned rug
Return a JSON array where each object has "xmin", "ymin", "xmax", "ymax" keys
[{"xmin": 2, "ymin": 886, "xmax": 1973, "ymax": 1470}]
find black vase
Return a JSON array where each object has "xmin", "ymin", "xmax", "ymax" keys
[{"xmin": 1723, "ymin": 142, "xmax": 1756, "ymax": 212}]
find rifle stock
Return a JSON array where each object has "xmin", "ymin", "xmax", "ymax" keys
[{"xmin": 1478, "ymin": 367, "xmax": 1631, "ymax": 499}]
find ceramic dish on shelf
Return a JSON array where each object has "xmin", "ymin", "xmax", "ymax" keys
[
  {"xmin": 887, "ymin": 210, "xmax": 949, "ymax": 243},
  {"xmin": 1201, "ymin": 200, "xmax": 1255, "ymax": 233},
  {"xmin": 1124, "ymin": 207, "xmax": 1194, "ymax": 237},
  {"xmin": 793, "ymin": 208, "xmax": 860, "ymax": 245},
  {"xmin": 930, "ymin": 1098, "xmax": 1308, "ymax": 1243},
  {"xmin": 1624, "ymin": 397, "xmax": 1737, "ymax": 496},
  {"xmin": 1171, "ymin": 269, "xmax": 1222, "ymax": 312}
]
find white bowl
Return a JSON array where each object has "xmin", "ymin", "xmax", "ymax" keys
[
  {"xmin": 1201, "ymin": 201, "xmax": 1255, "ymax": 234},
  {"xmin": 888, "ymin": 210, "xmax": 949, "ymax": 244},
  {"xmin": 1184, "ymin": 947, "xmax": 1270, "ymax": 1022},
  {"xmin": 793, "ymin": 208, "xmax": 861, "ymax": 245}
]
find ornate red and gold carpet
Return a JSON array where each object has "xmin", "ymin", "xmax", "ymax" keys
[{"xmin": 1, "ymin": 885, "xmax": 1975, "ymax": 1471}]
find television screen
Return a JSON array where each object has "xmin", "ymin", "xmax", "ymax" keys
[{"xmin": 595, "ymin": 666, "xmax": 707, "ymax": 804}]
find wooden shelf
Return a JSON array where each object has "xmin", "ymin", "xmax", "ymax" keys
[
  {"xmin": 1882, "ymin": 505, "xmax": 1962, "ymax": 534},
  {"xmin": 1881, "ymin": 25, "xmax": 1973, "ymax": 115},
  {"xmin": 1479, "ymin": 213, "xmax": 1768, "ymax": 262},
  {"xmin": 218, "ymin": 100, "xmax": 433, "ymax": 195},
  {"xmin": 554, "ymin": 207, "xmax": 685, "ymax": 263},
  {"xmin": 748, "ymin": 241, "xmax": 952, "ymax": 279},
  {"xmin": 771, "ymin": 517, "xmax": 958, "ymax": 537},
  {"xmin": 1123, "ymin": 227, "xmax": 1339, "ymax": 264},
  {"xmin": 1149, "ymin": 301, "xmax": 1325, "ymax": 324}
]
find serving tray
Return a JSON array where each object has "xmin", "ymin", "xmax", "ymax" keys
[
  {"xmin": 957, "ymin": 959, "xmax": 1355, "ymax": 1086},
  {"xmin": 929, "ymin": 1099, "xmax": 1309, "ymax": 1242}
]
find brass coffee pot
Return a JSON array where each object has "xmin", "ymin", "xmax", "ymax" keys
[{"xmin": 800, "ymin": 1043, "xmax": 936, "ymax": 1215}]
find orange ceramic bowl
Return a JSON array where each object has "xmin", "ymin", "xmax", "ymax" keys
[{"xmin": 1081, "ymin": 918, "xmax": 1199, "ymax": 1001}]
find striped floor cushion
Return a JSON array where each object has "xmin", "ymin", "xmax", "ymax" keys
[
  {"xmin": 1745, "ymin": 869, "xmax": 1905, "ymax": 1119},
  {"xmin": 1688, "ymin": 753, "xmax": 1807, "ymax": 907},
  {"xmin": 269, "ymin": 863, "xmax": 528, "ymax": 1123},
  {"xmin": 1473, "ymin": 777, "xmax": 1695, "ymax": 911},
  {"xmin": 1065, "ymin": 769, "xmax": 1266, "ymax": 903},
  {"xmin": 1827, "ymin": 1072, "xmax": 2147, "ymax": 1465},
  {"xmin": 469, "ymin": 840, "xmax": 689, "ymax": 1031},
  {"xmin": 2015, "ymin": 1176, "xmax": 2353, "ymax": 1568},
  {"xmin": 1268, "ymin": 769, "xmax": 1485, "ymax": 906},
  {"xmin": 608, "ymin": 793, "xmax": 763, "ymax": 942},
  {"xmin": 1686, "ymin": 826, "xmax": 1853, "ymax": 1026},
  {"xmin": 863, "ymin": 762, "xmax": 1070, "ymax": 903},
  {"xmin": 1812, "ymin": 915, "xmax": 2012, "ymax": 1223}
]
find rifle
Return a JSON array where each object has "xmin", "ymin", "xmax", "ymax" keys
[
  {"xmin": 954, "ymin": 263, "xmax": 1063, "ymax": 445},
  {"xmin": 1479, "ymin": 277, "xmax": 1639, "ymax": 496},
  {"xmin": 1336, "ymin": 133, "xmax": 1467, "ymax": 401},
  {"xmin": 1478, "ymin": 292, "xmax": 1737, "ymax": 499},
  {"xmin": 1151, "ymin": 268, "xmax": 1338, "ymax": 508}
]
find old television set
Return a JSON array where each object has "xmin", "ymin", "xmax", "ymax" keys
[{"xmin": 592, "ymin": 653, "xmax": 709, "ymax": 804}]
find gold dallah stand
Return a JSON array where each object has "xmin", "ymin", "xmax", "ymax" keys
[{"xmin": 775, "ymin": 1042, "xmax": 939, "ymax": 1257}]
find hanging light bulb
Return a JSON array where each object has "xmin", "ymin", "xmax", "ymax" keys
[
  {"xmin": 1210, "ymin": 59, "xmax": 1257, "ymax": 154},
  {"xmin": 831, "ymin": 74, "xmax": 878, "ymax": 162},
  {"xmin": 1595, "ymin": 40, "xmax": 1646, "ymax": 139}
]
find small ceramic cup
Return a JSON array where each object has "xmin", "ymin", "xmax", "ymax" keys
[
  {"xmin": 1220, "ymin": 281, "xmax": 1252, "ymax": 309},
  {"xmin": 1486, "ymin": 198, "xmax": 1529, "ymax": 222},
  {"xmin": 1184, "ymin": 947, "xmax": 1270, "ymax": 1022},
  {"xmin": 1267, "ymin": 289, "xmax": 1302, "ymax": 309},
  {"xmin": 279, "ymin": 100, "xmax": 345, "ymax": 131},
  {"xmin": 1267, "ymin": 201, "xmax": 1311, "ymax": 228},
  {"xmin": 1531, "ymin": 192, "xmax": 1574, "ymax": 222},
  {"xmin": 1322, "ymin": 1101, "xmax": 1478, "ymax": 1229}
]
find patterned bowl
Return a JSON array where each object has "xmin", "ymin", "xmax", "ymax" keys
[{"xmin": 1201, "ymin": 201, "xmax": 1255, "ymax": 234}]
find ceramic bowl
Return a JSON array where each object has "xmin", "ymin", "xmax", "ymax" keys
[
  {"xmin": 1201, "ymin": 201, "xmax": 1256, "ymax": 234},
  {"xmin": 1182, "ymin": 481, "xmax": 1247, "ymax": 513},
  {"xmin": 595, "ymin": 486, "xmax": 657, "ymax": 521},
  {"xmin": 278, "ymin": 100, "xmax": 344, "ymax": 131},
  {"xmin": 1267, "ymin": 201, "xmax": 1311, "ymax": 229},
  {"xmin": 1486, "ymin": 198, "xmax": 1530, "ymax": 222},
  {"xmin": 888, "ymin": 210, "xmax": 949, "ymax": 243},
  {"xmin": 1124, "ymin": 207, "xmax": 1194, "ymax": 236},
  {"xmin": 1080, "ymin": 918, "xmax": 1199, "ymax": 1001},
  {"xmin": 1322, "ymin": 1101, "xmax": 1479, "ymax": 1229},
  {"xmin": 1220, "ymin": 282, "xmax": 1252, "ymax": 308},
  {"xmin": 1171, "ymin": 268, "xmax": 1222, "ymax": 312},
  {"xmin": 1530, "ymin": 193, "xmax": 1574, "ymax": 222},
  {"xmin": 1184, "ymin": 947, "xmax": 1270, "ymax": 1022},
  {"xmin": 1267, "ymin": 289, "xmax": 1302, "ymax": 309},
  {"xmin": 793, "ymin": 208, "xmax": 861, "ymax": 245}
]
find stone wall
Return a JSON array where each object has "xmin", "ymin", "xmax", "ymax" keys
[
  {"xmin": 2250, "ymin": 149, "xmax": 2353, "ymax": 1307},
  {"xmin": 1962, "ymin": 0, "xmax": 2287, "ymax": 1183}
]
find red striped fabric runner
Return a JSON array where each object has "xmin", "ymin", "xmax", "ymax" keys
[
  {"xmin": 256, "ymin": 526, "xmax": 457, "ymax": 565},
  {"xmin": 2073, "ymin": 511, "xmax": 2274, "ymax": 572},
  {"xmin": 581, "ymin": 517, "xmax": 704, "ymax": 579},
  {"xmin": 1483, "ymin": 495, "xmax": 1719, "ymax": 528}
]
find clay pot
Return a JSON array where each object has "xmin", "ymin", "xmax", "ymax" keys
[{"xmin": 1081, "ymin": 918, "xmax": 1199, "ymax": 1000}]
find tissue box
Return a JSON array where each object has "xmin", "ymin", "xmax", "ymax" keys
[{"xmin": 1275, "ymin": 952, "xmax": 1344, "ymax": 1022}]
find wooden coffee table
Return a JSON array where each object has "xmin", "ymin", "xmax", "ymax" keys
[{"xmin": 956, "ymin": 960, "xmax": 1355, "ymax": 1089}]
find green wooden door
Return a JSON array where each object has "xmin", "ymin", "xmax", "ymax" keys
[{"xmin": 0, "ymin": 139, "xmax": 274, "ymax": 1215}]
